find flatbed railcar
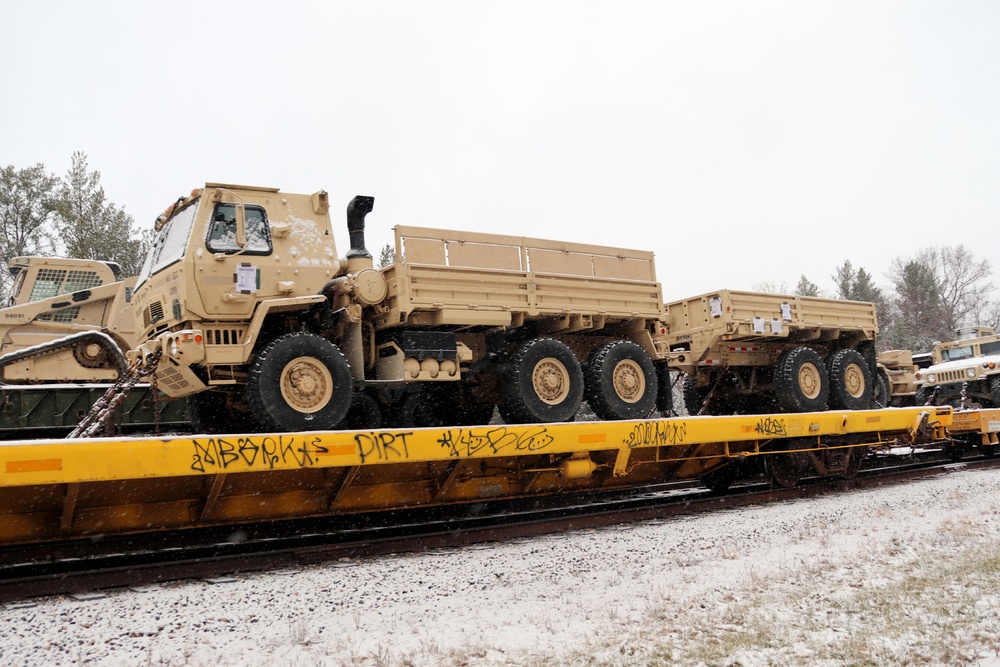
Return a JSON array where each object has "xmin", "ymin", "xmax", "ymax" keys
[{"xmin": 0, "ymin": 405, "xmax": 965, "ymax": 547}]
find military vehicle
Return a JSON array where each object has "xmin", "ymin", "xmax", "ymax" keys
[
  {"xmin": 662, "ymin": 290, "xmax": 879, "ymax": 415},
  {"xmin": 874, "ymin": 349, "xmax": 932, "ymax": 407},
  {"xmin": 0, "ymin": 256, "xmax": 186, "ymax": 435},
  {"xmin": 129, "ymin": 183, "xmax": 669, "ymax": 433},
  {"xmin": 914, "ymin": 326, "xmax": 1000, "ymax": 408}
]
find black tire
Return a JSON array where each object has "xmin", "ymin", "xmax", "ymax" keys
[
  {"xmin": 498, "ymin": 338, "xmax": 583, "ymax": 424},
  {"xmin": 765, "ymin": 451, "xmax": 807, "ymax": 488},
  {"xmin": 914, "ymin": 386, "xmax": 931, "ymax": 406},
  {"xmin": 874, "ymin": 371, "xmax": 891, "ymax": 408},
  {"xmin": 584, "ymin": 341, "xmax": 658, "ymax": 420},
  {"xmin": 827, "ymin": 349, "xmax": 873, "ymax": 411},
  {"xmin": 247, "ymin": 332, "xmax": 353, "ymax": 432},
  {"xmin": 990, "ymin": 376, "xmax": 1000, "ymax": 408},
  {"xmin": 387, "ymin": 390, "xmax": 439, "ymax": 428},
  {"xmin": 338, "ymin": 392, "xmax": 383, "ymax": 431},
  {"xmin": 682, "ymin": 375, "xmax": 708, "ymax": 415},
  {"xmin": 774, "ymin": 347, "xmax": 829, "ymax": 413},
  {"xmin": 187, "ymin": 390, "xmax": 255, "ymax": 434}
]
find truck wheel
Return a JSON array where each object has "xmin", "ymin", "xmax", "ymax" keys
[
  {"xmin": 827, "ymin": 349, "xmax": 873, "ymax": 411},
  {"xmin": 247, "ymin": 332, "xmax": 352, "ymax": 432},
  {"xmin": 424, "ymin": 384, "xmax": 496, "ymax": 426},
  {"xmin": 584, "ymin": 341, "xmax": 658, "ymax": 420},
  {"xmin": 774, "ymin": 347, "xmax": 829, "ymax": 412},
  {"xmin": 499, "ymin": 338, "xmax": 583, "ymax": 424},
  {"xmin": 914, "ymin": 386, "xmax": 931, "ymax": 406}
]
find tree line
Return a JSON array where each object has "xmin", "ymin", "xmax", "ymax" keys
[
  {"xmin": 0, "ymin": 152, "xmax": 148, "ymax": 298},
  {"xmin": 3, "ymin": 156, "xmax": 994, "ymax": 354},
  {"xmin": 757, "ymin": 249, "xmax": 999, "ymax": 352}
]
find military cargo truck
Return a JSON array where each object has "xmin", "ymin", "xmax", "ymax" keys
[
  {"xmin": 129, "ymin": 183, "xmax": 669, "ymax": 433},
  {"xmin": 0, "ymin": 256, "xmax": 187, "ymax": 435},
  {"xmin": 914, "ymin": 326, "xmax": 1000, "ymax": 408},
  {"xmin": 663, "ymin": 290, "xmax": 879, "ymax": 415}
]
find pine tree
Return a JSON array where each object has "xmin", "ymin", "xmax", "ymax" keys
[
  {"xmin": 55, "ymin": 152, "xmax": 148, "ymax": 276},
  {"xmin": 795, "ymin": 275, "xmax": 821, "ymax": 297}
]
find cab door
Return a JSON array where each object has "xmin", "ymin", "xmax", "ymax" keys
[{"xmin": 192, "ymin": 195, "xmax": 278, "ymax": 318}]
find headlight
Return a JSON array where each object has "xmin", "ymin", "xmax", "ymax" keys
[
  {"xmin": 967, "ymin": 367, "xmax": 977, "ymax": 378},
  {"xmin": 927, "ymin": 373, "xmax": 936, "ymax": 383}
]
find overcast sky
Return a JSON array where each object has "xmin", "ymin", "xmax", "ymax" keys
[{"xmin": 2, "ymin": 1, "xmax": 998, "ymax": 300}]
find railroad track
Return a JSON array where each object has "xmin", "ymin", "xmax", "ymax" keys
[{"xmin": 3, "ymin": 451, "xmax": 997, "ymax": 604}]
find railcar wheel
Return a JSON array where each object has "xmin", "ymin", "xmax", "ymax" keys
[
  {"xmin": 499, "ymin": 338, "xmax": 583, "ymax": 424},
  {"xmin": 765, "ymin": 440, "xmax": 809, "ymax": 488},
  {"xmin": 338, "ymin": 392, "xmax": 383, "ymax": 430},
  {"xmin": 774, "ymin": 347, "xmax": 829, "ymax": 413},
  {"xmin": 700, "ymin": 464, "xmax": 738, "ymax": 493},
  {"xmin": 247, "ymin": 332, "xmax": 352, "ymax": 432},
  {"xmin": 827, "ymin": 349, "xmax": 873, "ymax": 410},
  {"xmin": 584, "ymin": 341, "xmax": 658, "ymax": 420}
]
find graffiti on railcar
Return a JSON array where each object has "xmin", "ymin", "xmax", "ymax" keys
[
  {"xmin": 191, "ymin": 435, "xmax": 327, "ymax": 473},
  {"xmin": 355, "ymin": 431, "xmax": 413, "ymax": 464},
  {"xmin": 623, "ymin": 420, "xmax": 688, "ymax": 448},
  {"xmin": 754, "ymin": 417, "xmax": 787, "ymax": 436},
  {"xmin": 437, "ymin": 426, "xmax": 554, "ymax": 458}
]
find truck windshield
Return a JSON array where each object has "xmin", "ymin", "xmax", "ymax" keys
[
  {"xmin": 942, "ymin": 345, "xmax": 974, "ymax": 362},
  {"xmin": 135, "ymin": 201, "xmax": 200, "ymax": 289}
]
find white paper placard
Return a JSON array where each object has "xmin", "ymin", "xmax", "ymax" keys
[
  {"xmin": 753, "ymin": 317, "xmax": 765, "ymax": 334},
  {"xmin": 710, "ymin": 297, "xmax": 723, "ymax": 318},
  {"xmin": 236, "ymin": 264, "xmax": 258, "ymax": 293},
  {"xmin": 771, "ymin": 318, "xmax": 782, "ymax": 334},
  {"xmin": 780, "ymin": 302, "xmax": 792, "ymax": 321}
]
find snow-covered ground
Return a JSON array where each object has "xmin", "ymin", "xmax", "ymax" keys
[{"xmin": 3, "ymin": 466, "xmax": 1000, "ymax": 667}]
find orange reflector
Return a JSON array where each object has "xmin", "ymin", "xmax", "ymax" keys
[
  {"xmin": 577, "ymin": 433, "xmax": 606, "ymax": 444},
  {"xmin": 6, "ymin": 459, "xmax": 62, "ymax": 473},
  {"xmin": 314, "ymin": 444, "xmax": 357, "ymax": 457}
]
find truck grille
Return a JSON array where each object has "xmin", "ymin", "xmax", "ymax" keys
[
  {"xmin": 203, "ymin": 326, "xmax": 247, "ymax": 346},
  {"xmin": 936, "ymin": 369, "xmax": 973, "ymax": 383},
  {"xmin": 143, "ymin": 300, "xmax": 164, "ymax": 329}
]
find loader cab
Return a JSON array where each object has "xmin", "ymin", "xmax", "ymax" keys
[{"xmin": 6, "ymin": 256, "xmax": 121, "ymax": 309}]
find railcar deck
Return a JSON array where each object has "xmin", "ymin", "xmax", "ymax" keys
[{"xmin": 0, "ymin": 406, "xmax": 972, "ymax": 546}]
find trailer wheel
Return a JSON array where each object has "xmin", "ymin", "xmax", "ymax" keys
[
  {"xmin": 827, "ymin": 349, "xmax": 873, "ymax": 410},
  {"xmin": 682, "ymin": 375, "xmax": 709, "ymax": 415},
  {"xmin": 774, "ymin": 347, "xmax": 829, "ymax": 412},
  {"xmin": 499, "ymin": 338, "xmax": 583, "ymax": 424},
  {"xmin": 874, "ymin": 370, "xmax": 891, "ymax": 408},
  {"xmin": 700, "ymin": 464, "xmax": 738, "ymax": 493},
  {"xmin": 584, "ymin": 341, "xmax": 657, "ymax": 420},
  {"xmin": 247, "ymin": 332, "xmax": 352, "ymax": 432}
]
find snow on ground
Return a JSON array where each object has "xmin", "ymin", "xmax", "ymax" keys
[{"xmin": 3, "ymin": 467, "xmax": 1000, "ymax": 667}]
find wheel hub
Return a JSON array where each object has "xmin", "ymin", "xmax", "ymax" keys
[
  {"xmin": 612, "ymin": 359, "xmax": 645, "ymax": 403},
  {"xmin": 798, "ymin": 363, "xmax": 821, "ymax": 400},
  {"xmin": 280, "ymin": 356, "xmax": 334, "ymax": 413},
  {"xmin": 844, "ymin": 363, "xmax": 865, "ymax": 398},
  {"xmin": 532, "ymin": 357, "xmax": 570, "ymax": 405}
]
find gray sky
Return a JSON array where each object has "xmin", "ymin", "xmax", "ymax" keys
[{"xmin": 2, "ymin": 1, "xmax": 998, "ymax": 300}]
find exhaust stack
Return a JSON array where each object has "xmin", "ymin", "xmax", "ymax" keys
[{"xmin": 345, "ymin": 195, "xmax": 375, "ymax": 271}]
